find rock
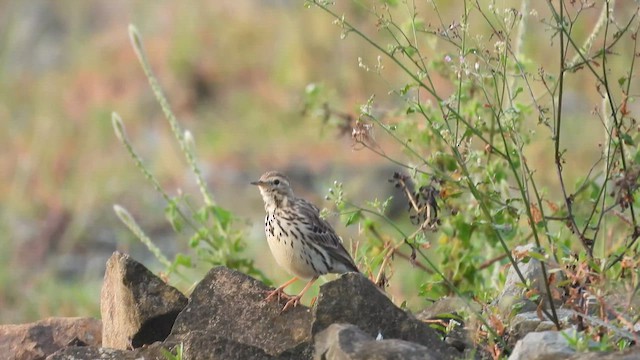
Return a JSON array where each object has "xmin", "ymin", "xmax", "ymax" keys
[
  {"xmin": 566, "ymin": 348, "xmax": 640, "ymax": 360},
  {"xmin": 508, "ymin": 329, "xmax": 578, "ymax": 360},
  {"xmin": 314, "ymin": 323, "xmax": 372, "ymax": 360},
  {"xmin": 277, "ymin": 341, "xmax": 315, "ymax": 360},
  {"xmin": 495, "ymin": 245, "xmax": 562, "ymax": 316},
  {"xmin": 0, "ymin": 317, "xmax": 101, "ymax": 360},
  {"xmin": 46, "ymin": 343, "xmax": 167, "ymax": 360},
  {"xmin": 315, "ymin": 323, "xmax": 443, "ymax": 360},
  {"xmin": 177, "ymin": 331, "xmax": 273, "ymax": 360},
  {"xmin": 415, "ymin": 296, "xmax": 479, "ymax": 321},
  {"xmin": 415, "ymin": 297, "xmax": 477, "ymax": 352},
  {"xmin": 442, "ymin": 323, "xmax": 469, "ymax": 353},
  {"xmin": 167, "ymin": 266, "xmax": 313, "ymax": 357},
  {"xmin": 47, "ymin": 347, "xmax": 137, "ymax": 360},
  {"xmin": 312, "ymin": 273, "xmax": 460, "ymax": 359},
  {"xmin": 48, "ymin": 335, "xmax": 279, "ymax": 360},
  {"xmin": 509, "ymin": 309, "xmax": 574, "ymax": 345},
  {"xmin": 100, "ymin": 251, "xmax": 187, "ymax": 349}
]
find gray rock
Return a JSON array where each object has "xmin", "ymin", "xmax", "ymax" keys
[
  {"xmin": 495, "ymin": 245, "xmax": 563, "ymax": 316},
  {"xmin": 443, "ymin": 323, "xmax": 469, "ymax": 353},
  {"xmin": 168, "ymin": 266, "xmax": 313, "ymax": 357},
  {"xmin": 47, "ymin": 347, "xmax": 138, "ymax": 360},
  {"xmin": 566, "ymin": 348, "xmax": 640, "ymax": 360},
  {"xmin": 415, "ymin": 297, "xmax": 476, "ymax": 352},
  {"xmin": 49, "ymin": 332, "xmax": 279, "ymax": 360},
  {"xmin": 509, "ymin": 309, "xmax": 574, "ymax": 345},
  {"xmin": 508, "ymin": 329, "xmax": 578, "ymax": 360},
  {"xmin": 415, "ymin": 297, "xmax": 479, "ymax": 321},
  {"xmin": 46, "ymin": 344, "xmax": 167, "ymax": 360},
  {"xmin": 100, "ymin": 251, "xmax": 187, "ymax": 349},
  {"xmin": 0, "ymin": 317, "xmax": 102, "ymax": 360},
  {"xmin": 312, "ymin": 273, "xmax": 460, "ymax": 359},
  {"xmin": 315, "ymin": 323, "xmax": 442, "ymax": 360},
  {"xmin": 177, "ymin": 331, "xmax": 273, "ymax": 360}
]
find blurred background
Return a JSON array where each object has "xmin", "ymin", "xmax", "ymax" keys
[
  {"xmin": 0, "ymin": 0, "xmax": 635, "ymax": 323},
  {"xmin": 0, "ymin": 0, "xmax": 408, "ymax": 323}
]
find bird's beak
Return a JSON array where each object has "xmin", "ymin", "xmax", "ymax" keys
[{"xmin": 251, "ymin": 180, "xmax": 264, "ymax": 186}]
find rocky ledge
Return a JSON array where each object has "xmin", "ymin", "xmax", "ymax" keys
[
  {"xmin": 2, "ymin": 251, "xmax": 639, "ymax": 359},
  {"xmin": 51, "ymin": 251, "xmax": 461, "ymax": 359}
]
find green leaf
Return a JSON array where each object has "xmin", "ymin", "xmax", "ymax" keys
[
  {"xmin": 194, "ymin": 207, "xmax": 209, "ymax": 223},
  {"xmin": 618, "ymin": 76, "xmax": 627, "ymax": 87},
  {"xmin": 528, "ymin": 251, "xmax": 547, "ymax": 262},
  {"xmin": 345, "ymin": 210, "xmax": 362, "ymax": 226},
  {"xmin": 174, "ymin": 253, "xmax": 192, "ymax": 267},
  {"xmin": 402, "ymin": 46, "xmax": 416, "ymax": 58},
  {"xmin": 513, "ymin": 87, "xmax": 523, "ymax": 99},
  {"xmin": 456, "ymin": 221, "xmax": 474, "ymax": 244},
  {"xmin": 399, "ymin": 83, "xmax": 414, "ymax": 96},
  {"xmin": 382, "ymin": 0, "xmax": 399, "ymax": 7},
  {"xmin": 633, "ymin": 149, "xmax": 640, "ymax": 164},
  {"xmin": 621, "ymin": 133, "xmax": 634, "ymax": 145},
  {"xmin": 165, "ymin": 202, "xmax": 183, "ymax": 232},
  {"xmin": 414, "ymin": 232, "xmax": 428, "ymax": 244},
  {"xmin": 188, "ymin": 233, "xmax": 200, "ymax": 248},
  {"xmin": 211, "ymin": 205, "xmax": 232, "ymax": 228}
]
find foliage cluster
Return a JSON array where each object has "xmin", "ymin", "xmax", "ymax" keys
[
  {"xmin": 304, "ymin": 0, "xmax": 640, "ymax": 355},
  {"xmin": 117, "ymin": 0, "xmax": 640, "ymax": 357}
]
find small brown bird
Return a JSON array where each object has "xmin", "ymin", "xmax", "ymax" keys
[{"xmin": 251, "ymin": 171, "xmax": 359, "ymax": 311}]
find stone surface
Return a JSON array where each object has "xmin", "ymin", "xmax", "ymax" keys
[
  {"xmin": 168, "ymin": 266, "xmax": 313, "ymax": 357},
  {"xmin": 177, "ymin": 331, "xmax": 273, "ymax": 360},
  {"xmin": 18, "ymin": 248, "xmax": 639, "ymax": 360},
  {"xmin": 48, "ymin": 347, "xmax": 136, "ymax": 360},
  {"xmin": 495, "ymin": 245, "xmax": 562, "ymax": 316},
  {"xmin": 100, "ymin": 251, "xmax": 187, "ymax": 349},
  {"xmin": 508, "ymin": 329, "xmax": 577, "ymax": 360},
  {"xmin": 509, "ymin": 309, "xmax": 574, "ymax": 345},
  {"xmin": 0, "ymin": 317, "xmax": 101, "ymax": 360},
  {"xmin": 48, "ymin": 334, "xmax": 282, "ymax": 360},
  {"xmin": 415, "ymin": 296, "xmax": 479, "ymax": 321},
  {"xmin": 312, "ymin": 273, "xmax": 460, "ymax": 359},
  {"xmin": 315, "ymin": 323, "xmax": 445, "ymax": 360},
  {"xmin": 415, "ymin": 296, "xmax": 476, "ymax": 352},
  {"xmin": 46, "ymin": 343, "xmax": 167, "ymax": 360},
  {"xmin": 566, "ymin": 348, "xmax": 640, "ymax": 360}
]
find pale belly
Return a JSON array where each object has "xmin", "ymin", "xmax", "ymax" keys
[{"xmin": 266, "ymin": 233, "xmax": 319, "ymax": 279}]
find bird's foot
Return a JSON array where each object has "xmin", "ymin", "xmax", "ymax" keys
[
  {"xmin": 280, "ymin": 295, "xmax": 302, "ymax": 313},
  {"xmin": 265, "ymin": 287, "xmax": 293, "ymax": 303}
]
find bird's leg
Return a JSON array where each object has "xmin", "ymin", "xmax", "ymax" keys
[
  {"xmin": 265, "ymin": 277, "xmax": 298, "ymax": 302},
  {"xmin": 281, "ymin": 276, "xmax": 318, "ymax": 312}
]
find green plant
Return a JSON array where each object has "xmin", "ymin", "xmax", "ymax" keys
[
  {"xmin": 161, "ymin": 343, "xmax": 184, "ymax": 360},
  {"xmin": 112, "ymin": 26, "xmax": 266, "ymax": 288},
  {"xmin": 305, "ymin": 0, "xmax": 640, "ymax": 355}
]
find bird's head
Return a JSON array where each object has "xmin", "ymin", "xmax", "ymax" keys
[{"xmin": 251, "ymin": 171, "xmax": 294, "ymax": 210}]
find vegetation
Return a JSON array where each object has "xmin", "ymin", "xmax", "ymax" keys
[
  {"xmin": 302, "ymin": 0, "xmax": 640, "ymax": 356},
  {"xmin": 112, "ymin": 26, "xmax": 266, "ymax": 288},
  {"xmin": 2, "ymin": 0, "xmax": 639, "ymax": 357}
]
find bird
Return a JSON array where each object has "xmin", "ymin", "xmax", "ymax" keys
[{"xmin": 251, "ymin": 171, "xmax": 359, "ymax": 311}]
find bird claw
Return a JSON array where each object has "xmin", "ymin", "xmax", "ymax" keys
[
  {"xmin": 265, "ymin": 288, "xmax": 300, "ymax": 313},
  {"xmin": 280, "ymin": 296, "xmax": 302, "ymax": 313},
  {"xmin": 265, "ymin": 288, "xmax": 293, "ymax": 303}
]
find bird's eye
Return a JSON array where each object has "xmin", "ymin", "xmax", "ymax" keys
[{"xmin": 273, "ymin": 179, "xmax": 280, "ymax": 185}]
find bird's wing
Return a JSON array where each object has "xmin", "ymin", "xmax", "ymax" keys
[{"xmin": 296, "ymin": 198, "xmax": 359, "ymax": 272}]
